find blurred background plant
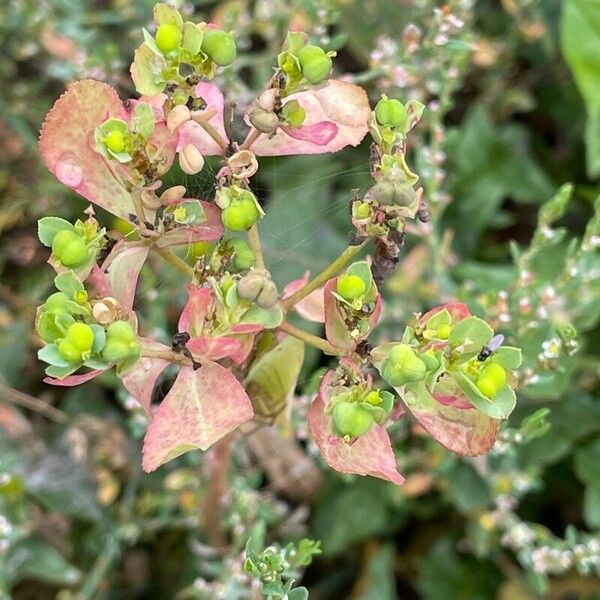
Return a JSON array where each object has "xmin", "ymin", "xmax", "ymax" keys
[{"xmin": 1, "ymin": 0, "xmax": 599, "ymax": 598}]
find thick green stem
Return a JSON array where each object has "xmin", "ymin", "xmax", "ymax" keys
[
  {"xmin": 247, "ymin": 223, "xmax": 265, "ymax": 270},
  {"xmin": 281, "ymin": 242, "xmax": 367, "ymax": 311},
  {"xmin": 153, "ymin": 245, "xmax": 195, "ymax": 279},
  {"xmin": 278, "ymin": 321, "xmax": 342, "ymax": 356}
]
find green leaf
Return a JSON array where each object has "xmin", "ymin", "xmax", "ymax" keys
[
  {"xmin": 354, "ymin": 543, "xmax": 396, "ymax": 600},
  {"xmin": 453, "ymin": 371, "xmax": 516, "ymax": 419},
  {"xmin": 37, "ymin": 344, "xmax": 70, "ymax": 367},
  {"xmin": 538, "ymin": 183, "xmax": 573, "ymax": 226},
  {"xmin": 45, "ymin": 364, "xmax": 79, "ymax": 379},
  {"xmin": 489, "ymin": 346, "xmax": 522, "ymax": 369},
  {"xmin": 21, "ymin": 449, "xmax": 101, "ymax": 520},
  {"xmin": 2, "ymin": 538, "xmax": 81, "ymax": 587},
  {"xmin": 154, "ymin": 2, "xmax": 183, "ymax": 28},
  {"xmin": 132, "ymin": 102, "xmax": 155, "ymax": 140},
  {"xmin": 346, "ymin": 261, "xmax": 373, "ymax": 295},
  {"xmin": 182, "ymin": 21, "xmax": 203, "ymax": 54},
  {"xmin": 561, "ymin": 0, "xmax": 600, "ymax": 177},
  {"xmin": 287, "ymin": 588, "xmax": 309, "ymax": 600},
  {"xmin": 245, "ymin": 335, "xmax": 304, "ymax": 420},
  {"xmin": 90, "ymin": 324, "xmax": 107, "ymax": 353},
  {"xmin": 37, "ymin": 217, "xmax": 75, "ymax": 247},
  {"xmin": 131, "ymin": 44, "xmax": 167, "ymax": 96},
  {"xmin": 448, "ymin": 317, "xmax": 494, "ymax": 348},
  {"xmin": 241, "ymin": 305, "xmax": 283, "ymax": 329},
  {"xmin": 424, "ymin": 308, "xmax": 452, "ymax": 330},
  {"xmin": 54, "ymin": 271, "xmax": 84, "ymax": 296}
]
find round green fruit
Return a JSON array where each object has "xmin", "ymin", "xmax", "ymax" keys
[
  {"xmin": 437, "ymin": 324, "xmax": 452, "ymax": 340},
  {"xmin": 375, "ymin": 98, "xmax": 408, "ymax": 129},
  {"xmin": 229, "ymin": 238, "xmax": 256, "ymax": 271},
  {"xmin": 297, "ymin": 45, "xmax": 331, "ymax": 84},
  {"xmin": 52, "ymin": 230, "xmax": 88, "ymax": 268},
  {"xmin": 336, "ymin": 274, "xmax": 366, "ymax": 301},
  {"xmin": 221, "ymin": 198, "xmax": 260, "ymax": 231},
  {"xmin": 475, "ymin": 363, "xmax": 507, "ymax": 399},
  {"xmin": 102, "ymin": 320, "xmax": 140, "ymax": 363},
  {"xmin": 156, "ymin": 23, "xmax": 182, "ymax": 53},
  {"xmin": 332, "ymin": 402, "xmax": 374, "ymax": 438},
  {"xmin": 201, "ymin": 29, "xmax": 237, "ymax": 66},
  {"xmin": 382, "ymin": 344, "xmax": 427, "ymax": 387},
  {"xmin": 105, "ymin": 129, "xmax": 126, "ymax": 153},
  {"xmin": 65, "ymin": 322, "xmax": 94, "ymax": 352}
]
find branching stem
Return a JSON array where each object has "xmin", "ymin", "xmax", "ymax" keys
[
  {"xmin": 281, "ymin": 241, "xmax": 367, "ymax": 311},
  {"xmin": 278, "ymin": 321, "xmax": 343, "ymax": 356}
]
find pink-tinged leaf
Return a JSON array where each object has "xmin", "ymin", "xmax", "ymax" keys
[
  {"xmin": 173, "ymin": 82, "xmax": 228, "ymax": 156},
  {"xmin": 142, "ymin": 361, "xmax": 254, "ymax": 471},
  {"xmin": 403, "ymin": 379, "xmax": 500, "ymax": 456},
  {"xmin": 39, "ymin": 80, "xmax": 135, "ymax": 219},
  {"xmin": 186, "ymin": 336, "xmax": 248, "ymax": 363},
  {"xmin": 308, "ymin": 371, "xmax": 404, "ymax": 485},
  {"xmin": 101, "ymin": 243, "xmax": 150, "ymax": 311},
  {"xmin": 178, "ymin": 284, "xmax": 213, "ymax": 334},
  {"xmin": 282, "ymin": 273, "xmax": 325, "ymax": 323},
  {"xmin": 155, "ymin": 201, "xmax": 223, "ymax": 247},
  {"xmin": 251, "ymin": 80, "xmax": 370, "ymax": 156},
  {"xmin": 280, "ymin": 121, "xmax": 337, "ymax": 145},
  {"xmin": 44, "ymin": 369, "xmax": 103, "ymax": 387},
  {"xmin": 146, "ymin": 122, "xmax": 177, "ymax": 177},
  {"xmin": 420, "ymin": 302, "xmax": 471, "ymax": 325},
  {"xmin": 324, "ymin": 278, "xmax": 382, "ymax": 352},
  {"xmin": 178, "ymin": 285, "xmax": 258, "ymax": 363},
  {"xmin": 120, "ymin": 338, "xmax": 170, "ymax": 415}
]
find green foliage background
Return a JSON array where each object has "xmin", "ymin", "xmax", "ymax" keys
[{"xmin": 0, "ymin": 0, "xmax": 599, "ymax": 598}]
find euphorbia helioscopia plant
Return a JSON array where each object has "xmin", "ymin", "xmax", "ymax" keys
[{"xmin": 36, "ymin": 3, "xmax": 521, "ymax": 483}]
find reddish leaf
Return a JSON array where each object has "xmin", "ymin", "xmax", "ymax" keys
[
  {"xmin": 420, "ymin": 302, "xmax": 471, "ymax": 325},
  {"xmin": 44, "ymin": 369, "xmax": 103, "ymax": 387},
  {"xmin": 120, "ymin": 338, "xmax": 170, "ymax": 414},
  {"xmin": 308, "ymin": 371, "xmax": 404, "ymax": 485},
  {"xmin": 282, "ymin": 273, "xmax": 325, "ymax": 323},
  {"xmin": 404, "ymin": 379, "xmax": 500, "ymax": 456},
  {"xmin": 250, "ymin": 80, "xmax": 370, "ymax": 156},
  {"xmin": 324, "ymin": 278, "xmax": 382, "ymax": 352},
  {"xmin": 100, "ymin": 242, "xmax": 150, "ymax": 311},
  {"xmin": 174, "ymin": 82, "xmax": 229, "ymax": 156},
  {"xmin": 142, "ymin": 361, "xmax": 253, "ymax": 471},
  {"xmin": 155, "ymin": 201, "xmax": 223, "ymax": 247},
  {"xmin": 39, "ymin": 80, "xmax": 135, "ymax": 218}
]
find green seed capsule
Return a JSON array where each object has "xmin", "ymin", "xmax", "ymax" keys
[
  {"xmin": 475, "ymin": 363, "xmax": 506, "ymax": 398},
  {"xmin": 437, "ymin": 324, "xmax": 452, "ymax": 340},
  {"xmin": 105, "ymin": 130, "xmax": 126, "ymax": 153},
  {"xmin": 58, "ymin": 339, "xmax": 82, "ymax": 362},
  {"xmin": 281, "ymin": 100, "xmax": 306, "ymax": 127},
  {"xmin": 65, "ymin": 322, "xmax": 95, "ymax": 353},
  {"xmin": 44, "ymin": 292, "xmax": 70, "ymax": 313},
  {"xmin": 297, "ymin": 45, "xmax": 332, "ymax": 84},
  {"xmin": 228, "ymin": 238, "xmax": 256, "ymax": 271},
  {"xmin": 332, "ymin": 401, "xmax": 375, "ymax": 438},
  {"xmin": 221, "ymin": 197, "xmax": 260, "ymax": 231},
  {"xmin": 52, "ymin": 230, "xmax": 88, "ymax": 268},
  {"xmin": 382, "ymin": 344, "xmax": 427, "ymax": 387},
  {"xmin": 336, "ymin": 274, "xmax": 366, "ymax": 301},
  {"xmin": 374, "ymin": 98, "xmax": 408, "ymax": 129},
  {"xmin": 102, "ymin": 320, "xmax": 140, "ymax": 363},
  {"xmin": 201, "ymin": 29, "xmax": 237, "ymax": 66},
  {"xmin": 156, "ymin": 23, "xmax": 182, "ymax": 53}
]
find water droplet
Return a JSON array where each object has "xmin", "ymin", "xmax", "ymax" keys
[{"xmin": 55, "ymin": 153, "xmax": 83, "ymax": 188}]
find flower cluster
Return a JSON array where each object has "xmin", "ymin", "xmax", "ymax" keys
[{"xmin": 35, "ymin": 3, "xmax": 522, "ymax": 482}]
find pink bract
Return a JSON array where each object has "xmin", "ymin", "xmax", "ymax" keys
[
  {"xmin": 142, "ymin": 359, "xmax": 253, "ymax": 472},
  {"xmin": 308, "ymin": 370, "xmax": 404, "ymax": 485}
]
